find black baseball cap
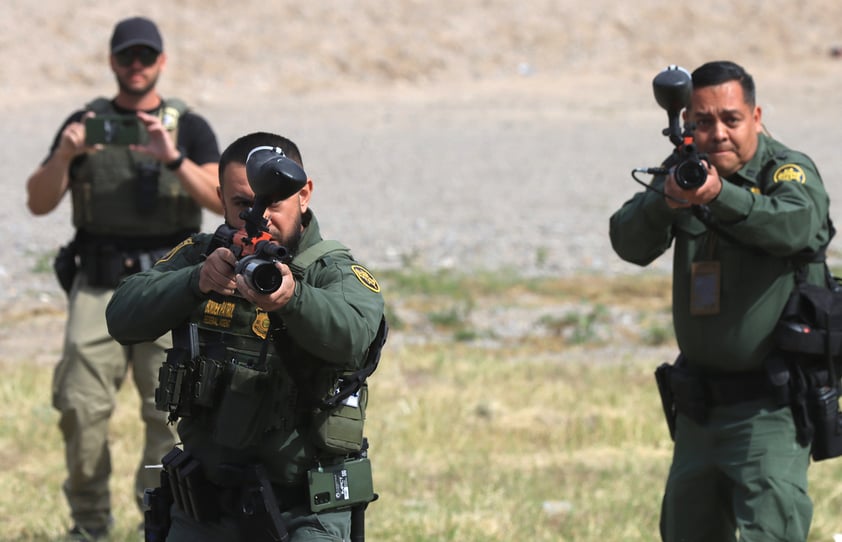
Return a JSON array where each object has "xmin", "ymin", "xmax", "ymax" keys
[{"xmin": 110, "ymin": 17, "xmax": 163, "ymax": 53}]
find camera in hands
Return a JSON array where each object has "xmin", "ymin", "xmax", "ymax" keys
[
  {"xmin": 210, "ymin": 146, "xmax": 308, "ymax": 294},
  {"xmin": 85, "ymin": 114, "xmax": 148, "ymax": 146}
]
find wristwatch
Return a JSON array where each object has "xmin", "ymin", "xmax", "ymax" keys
[{"xmin": 165, "ymin": 150, "xmax": 185, "ymax": 171}]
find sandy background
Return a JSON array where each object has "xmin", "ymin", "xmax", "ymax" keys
[{"xmin": 3, "ymin": 0, "xmax": 842, "ymax": 317}]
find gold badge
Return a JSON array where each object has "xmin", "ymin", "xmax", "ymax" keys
[
  {"xmin": 252, "ymin": 310, "xmax": 270, "ymax": 339},
  {"xmin": 351, "ymin": 265, "xmax": 380, "ymax": 293},
  {"xmin": 157, "ymin": 237, "xmax": 195, "ymax": 263},
  {"xmin": 773, "ymin": 164, "xmax": 806, "ymax": 184},
  {"xmin": 161, "ymin": 106, "xmax": 181, "ymax": 132}
]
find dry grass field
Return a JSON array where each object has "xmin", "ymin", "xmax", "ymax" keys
[{"xmin": 4, "ymin": 272, "xmax": 842, "ymax": 541}]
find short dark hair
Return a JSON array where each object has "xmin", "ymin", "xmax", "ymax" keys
[
  {"xmin": 219, "ymin": 132, "xmax": 303, "ymax": 187},
  {"xmin": 691, "ymin": 61, "xmax": 756, "ymax": 106}
]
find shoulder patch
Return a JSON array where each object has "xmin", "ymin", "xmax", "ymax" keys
[
  {"xmin": 773, "ymin": 164, "xmax": 806, "ymax": 184},
  {"xmin": 157, "ymin": 237, "xmax": 195, "ymax": 263},
  {"xmin": 351, "ymin": 265, "xmax": 380, "ymax": 293}
]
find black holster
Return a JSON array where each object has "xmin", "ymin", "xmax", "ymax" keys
[
  {"xmin": 654, "ymin": 363, "xmax": 677, "ymax": 440},
  {"xmin": 667, "ymin": 360, "xmax": 709, "ymax": 426},
  {"xmin": 143, "ymin": 468, "xmax": 174, "ymax": 542},
  {"xmin": 654, "ymin": 355, "xmax": 708, "ymax": 441},
  {"xmin": 53, "ymin": 240, "xmax": 79, "ymax": 294}
]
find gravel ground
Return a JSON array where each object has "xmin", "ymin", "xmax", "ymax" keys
[
  {"xmin": 6, "ymin": 74, "xmax": 842, "ymax": 358},
  {"xmin": 4, "ymin": 0, "xmax": 842, "ymax": 354},
  {"xmin": 7, "ymin": 73, "xmax": 842, "ymax": 303}
]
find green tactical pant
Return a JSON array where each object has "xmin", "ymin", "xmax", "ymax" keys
[
  {"xmin": 166, "ymin": 504, "xmax": 351, "ymax": 541},
  {"xmin": 660, "ymin": 398, "xmax": 812, "ymax": 542},
  {"xmin": 52, "ymin": 274, "xmax": 176, "ymax": 531}
]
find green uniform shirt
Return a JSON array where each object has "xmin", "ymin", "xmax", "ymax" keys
[
  {"xmin": 609, "ymin": 133, "xmax": 831, "ymax": 372},
  {"xmin": 106, "ymin": 211, "xmax": 385, "ymax": 485}
]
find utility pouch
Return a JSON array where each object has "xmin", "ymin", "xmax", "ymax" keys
[
  {"xmin": 654, "ymin": 363, "xmax": 677, "ymax": 440},
  {"xmin": 161, "ymin": 447, "xmax": 192, "ymax": 515},
  {"xmin": 211, "ymin": 364, "xmax": 271, "ymax": 449},
  {"xmin": 775, "ymin": 271, "xmax": 842, "ymax": 360},
  {"xmin": 775, "ymin": 266, "xmax": 842, "ymax": 459},
  {"xmin": 53, "ymin": 241, "xmax": 79, "ymax": 294},
  {"xmin": 308, "ymin": 457, "xmax": 375, "ymax": 513},
  {"xmin": 180, "ymin": 458, "xmax": 220, "ymax": 522},
  {"xmin": 193, "ymin": 357, "xmax": 224, "ymax": 408},
  {"xmin": 80, "ymin": 243, "xmax": 127, "ymax": 288},
  {"xmin": 312, "ymin": 386, "xmax": 367, "ymax": 454},
  {"xmin": 807, "ymin": 380, "xmax": 842, "ymax": 461},
  {"xmin": 161, "ymin": 447, "xmax": 219, "ymax": 523},
  {"xmin": 155, "ymin": 347, "xmax": 194, "ymax": 421}
]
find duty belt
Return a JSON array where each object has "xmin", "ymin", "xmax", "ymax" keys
[
  {"xmin": 162, "ymin": 448, "xmax": 297, "ymax": 541},
  {"xmin": 702, "ymin": 370, "xmax": 775, "ymax": 407},
  {"xmin": 668, "ymin": 362, "xmax": 786, "ymax": 427},
  {"xmin": 214, "ymin": 464, "xmax": 307, "ymax": 514}
]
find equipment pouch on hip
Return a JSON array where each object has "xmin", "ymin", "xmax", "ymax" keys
[
  {"xmin": 308, "ymin": 457, "xmax": 375, "ymax": 513},
  {"xmin": 211, "ymin": 364, "xmax": 271, "ymax": 449},
  {"xmin": 161, "ymin": 447, "xmax": 219, "ymax": 523},
  {"xmin": 806, "ymin": 371, "xmax": 842, "ymax": 461},
  {"xmin": 312, "ymin": 385, "xmax": 367, "ymax": 454},
  {"xmin": 775, "ymin": 278, "xmax": 842, "ymax": 359},
  {"xmin": 80, "ymin": 243, "xmax": 127, "ymax": 288},
  {"xmin": 155, "ymin": 347, "xmax": 194, "ymax": 421},
  {"xmin": 193, "ymin": 357, "xmax": 224, "ymax": 408}
]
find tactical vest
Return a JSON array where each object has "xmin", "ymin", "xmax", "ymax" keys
[
  {"xmin": 71, "ymin": 97, "xmax": 202, "ymax": 237},
  {"xmin": 189, "ymin": 297, "xmax": 298, "ymax": 450},
  {"xmin": 159, "ymin": 240, "xmax": 377, "ymax": 454}
]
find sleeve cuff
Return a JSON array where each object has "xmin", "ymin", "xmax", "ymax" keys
[{"xmin": 707, "ymin": 180, "xmax": 753, "ymax": 222}]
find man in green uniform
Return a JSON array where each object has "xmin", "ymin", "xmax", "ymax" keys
[
  {"xmin": 25, "ymin": 16, "xmax": 221, "ymax": 540},
  {"xmin": 106, "ymin": 131, "xmax": 386, "ymax": 541},
  {"xmin": 609, "ymin": 61, "xmax": 832, "ymax": 541}
]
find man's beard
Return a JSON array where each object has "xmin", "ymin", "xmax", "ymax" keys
[
  {"xmin": 275, "ymin": 212, "xmax": 303, "ymax": 256},
  {"xmin": 116, "ymin": 72, "xmax": 159, "ymax": 97}
]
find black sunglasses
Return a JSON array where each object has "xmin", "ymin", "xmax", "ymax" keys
[{"xmin": 115, "ymin": 47, "xmax": 160, "ymax": 68}]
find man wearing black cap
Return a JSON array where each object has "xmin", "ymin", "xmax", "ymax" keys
[{"xmin": 26, "ymin": 16, "xmax": 221, "ymax": 541}]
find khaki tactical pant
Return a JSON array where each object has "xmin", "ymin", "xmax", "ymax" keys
[
  {"xmin": 166, "ymin": 504, "xmax": 351, "ymax": 542},
  {"xmin": 660, "ymin": 398, "xmax": 812, "ymax": 542},
  {"xmin": 52, "ymin": 274, "xmax": 176, "ymax": 531}
]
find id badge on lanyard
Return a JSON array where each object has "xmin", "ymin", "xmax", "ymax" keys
[{"xmin": 690, "ymin": 232, "xmax": 721, "ymax": 316}]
